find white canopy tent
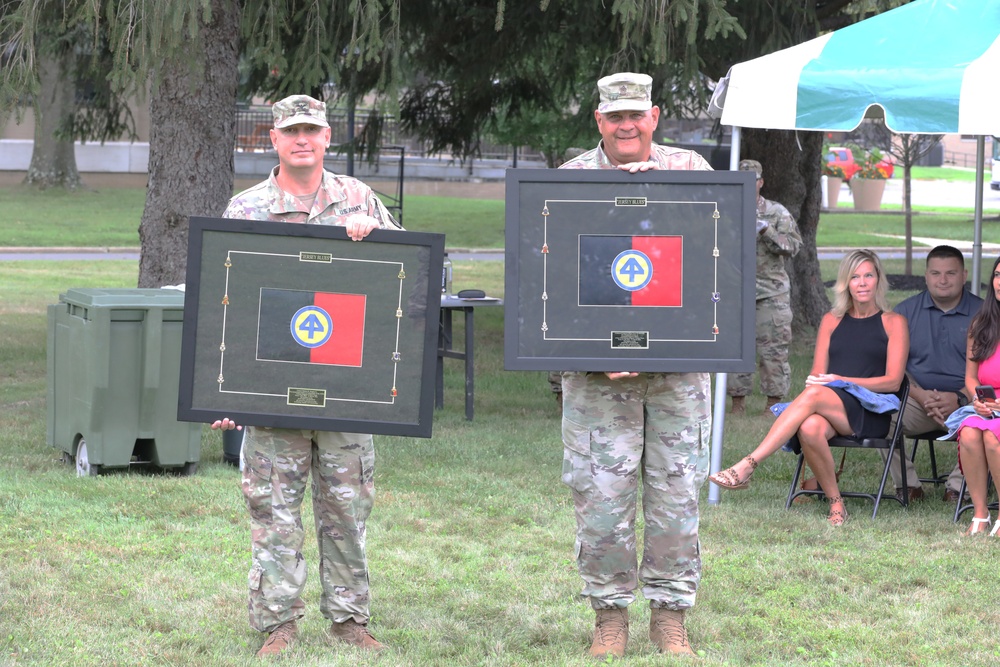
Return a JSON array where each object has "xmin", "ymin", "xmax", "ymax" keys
[{"xmin": 705, "ymin": 0, "xmax": 1000, "ymax": 502}]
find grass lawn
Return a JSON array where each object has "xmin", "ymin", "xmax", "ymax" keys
[
  {"xmin": 1, "ymin": 166, "xmax": 998, "ymax": 251},
  {"xmin": 908, "ymin": 165, "xmax": 990, "ymax": 182},
  {"xmin": 3, "ymin": 254, "xmax": 1000, "ymax": 666}
]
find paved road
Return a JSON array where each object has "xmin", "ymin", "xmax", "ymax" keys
[{"xmin": 0, "ymin": 248, "xmax": 975, "ymax": 262}]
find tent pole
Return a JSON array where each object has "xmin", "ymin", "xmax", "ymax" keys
[
  {"xmin": 708, "ymin": 126, "xmax": 742, "ymax": 505},
  {"xmin": 973, "ymin": 137, "xmax": 985, "ymax": 297}
]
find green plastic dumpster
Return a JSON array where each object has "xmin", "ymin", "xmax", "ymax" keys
[{"xmin": 46, "ymin": 288, "xmax": 202, "ymax": 476}]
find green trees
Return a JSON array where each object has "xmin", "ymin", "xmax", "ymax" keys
[
  {"xmin": 2, "ymin": 0, "xmax": 909, "ymax": 312},
  {"xmin": 2, "ymin": 0, "xmax": 397, "ymax": 286},
  {"xmin": 2, "ymin": 1, "xmax": 136, "ymax": 190}
]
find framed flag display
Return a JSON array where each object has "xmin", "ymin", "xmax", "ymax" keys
[
  {"xmin": 178, "ymin": 216, "xmax": 444, "ymax": 438},
  {"xmin": 504, "ymin": 168, "xmax": 757, "ymax": 373}
]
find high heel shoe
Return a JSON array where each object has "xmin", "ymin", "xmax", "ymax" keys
[
  {"xmin": 709, "ymin": 456, "xmax": 758, "ymax": 490},
  {"xmin": 827, "ymin": 495, "xmax": 848, "ymax": 527},
  {"xmin": 966, "ymin": 515, "xmax": 991, "ymax": 535}
]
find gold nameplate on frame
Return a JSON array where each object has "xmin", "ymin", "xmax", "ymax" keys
[
  {"xmin": 611, "ymin": 331, "xmax": 650, "ymax": 349},
  {"xmin": 287, "ymin": 387, "xmax": 326, "ymax": 407}
]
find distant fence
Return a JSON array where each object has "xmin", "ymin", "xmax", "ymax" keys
[
  {"xmin": 235, "ymin": 106, "xmax": 536, "ymax": 162},
  {"xmin": 942, "ymin": 149, "xmax": 991, "ymax": 169}
]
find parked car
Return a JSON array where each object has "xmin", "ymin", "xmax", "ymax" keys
[{"xmin": 826, "ymin": 146, "xmax": 895, "ymax": 179}]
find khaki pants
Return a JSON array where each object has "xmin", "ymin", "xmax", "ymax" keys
[{"xmin": 882, "ymin": 395, "xmax": 963, "ymax": 493}]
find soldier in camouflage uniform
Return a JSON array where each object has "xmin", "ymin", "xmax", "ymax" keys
[
  {"xmin": 557, "ymin": 72, "xmax": 711, "ymax": 659},
  {"xmin": 212, "ymin": 95, "xmax": 401, "ymax": 658},
  {"xmin": 727, "ymin": 159, "xmax": 802, "ymax": 415}
]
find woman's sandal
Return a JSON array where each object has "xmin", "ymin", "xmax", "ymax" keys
[
  {"xmin": 827, "ymin": 495, "xmax": 848, "ymax": 527},
  {"xmin": 709, "ymin": 456, "xmax": 758, "ymax": 490},
  {"xmin": 968, "ymin": 515, "xmax": 992, "ymax": 536}
]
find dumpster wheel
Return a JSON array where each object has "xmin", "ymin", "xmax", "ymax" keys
[
  {"xmin": 75, "ymin": 439, "xmax": 101, "ymax": 477},
  {"xmin": 173, "ymin": 461, "xmax": 199, "ymax": 477}
]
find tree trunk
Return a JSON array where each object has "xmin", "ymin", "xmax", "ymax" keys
[
  {"xmin": 137, "ymin": 0, "xmax": 241, "ymax": 288},
  {"xmin": 24, "ymin": 41, "xmax": 82, "ymax": 190},
  {"xmin": 741, "ymin": 129, "xmax": 829, "ymax": 335}
]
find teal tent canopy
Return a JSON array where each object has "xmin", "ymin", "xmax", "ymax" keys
[{"xmin": 713, "ymin": 0, "xmax": 1000, "ymax": 135}]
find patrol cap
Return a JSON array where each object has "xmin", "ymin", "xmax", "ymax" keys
[
  {"xmin": 739, "ymin": 159, "xmax": 763, "ymax": 178},
  {"xmin": 272, "ymin": 95, "xmax": 330, "ymax": 129},
  {"xmin": 597, "ymin": 72, "xmax": 653, "ymax": 114}
]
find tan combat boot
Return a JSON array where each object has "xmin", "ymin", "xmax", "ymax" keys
[
  {"xmin": 731, "ymin": 396, "xmax": 746, "ymax": 415},
  {"xmin": 650, "ymin": 608, "xmax": 694, "ymax": 656},
  {"xmin": 256, "ymin": 620, "xmax": 297, "ymax": 657},
  {"xmin": 589, "ymin": 607, "xmax": 628, "ymax": 659},
  {"xmin": 329, "ymin": 619, "xmax": 385, "ymax": 651},
  {"xmin": 765, "ymin": 396, "xmax": 782, "ymax": 413}
]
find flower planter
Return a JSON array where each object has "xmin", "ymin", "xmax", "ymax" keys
[
  {"xmin": 851, "ymin": 177, "xmax": 886, "ymax": 211},
  {"xmin": 826, "ymin": 176, "xmax": 843, "ymax": 209}
]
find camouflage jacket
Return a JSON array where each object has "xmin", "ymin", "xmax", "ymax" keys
[
  {"xmin": 559, "ymin": 141, "xmax": 712, "ymax": 172},
  {"xmin": 223, "ymin": 167, "xmax": 401, "ymax": 229},
  {"xmin": 755, "ymin": 196, "xmax": 801, "ymax": 300}
]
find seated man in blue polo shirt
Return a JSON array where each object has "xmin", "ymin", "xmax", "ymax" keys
[{"xmin": 889, "ymin": 245, "xmax": 981, "ymax": 502}]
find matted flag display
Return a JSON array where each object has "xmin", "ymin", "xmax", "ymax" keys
[
  {"xmin": 257, "ymin": 288, "xmax": 367, "ymax": 367},
  {"xmin": 578, "ymin": 235, "xmax": 682, "ymax": 307}
]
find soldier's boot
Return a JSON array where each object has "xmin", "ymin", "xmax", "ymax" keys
[
  {"xmin": 730, "ymin": 396, "xmax": 746, "ymax": 415},
  {"xmin": 256, "ymin": 620, "xmax": 297, "ymax": 658},
  {"xmin": 650, "ymin": 609, "xmax": 695, "ymax": 656},
  {"xmin": 589, "ymin": 608, "xmax": 628, "ymax": 659},
  {"xmin": 329, "ymin": 619, "xmax": 385, "ymax": 651},
  {"xmin": 765, "ymin": 396, "xmax": 782, "ymax": 414}
]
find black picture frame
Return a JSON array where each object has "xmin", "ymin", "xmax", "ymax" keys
[
  {"xmin": 178, "ymin": 216, "xmax": 444, "ymax": 438},
  {"xmin": 504, "ymin": 168, "xmax": 757, "ymax": 373}
]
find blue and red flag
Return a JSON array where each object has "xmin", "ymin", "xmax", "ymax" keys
[
  {"xmin": 257, "ymin": 288, "xmax": 367, "ymax": 366},
  {"xmin": 578, "ymin": 235, "xmax": 683, "ymax": 307}
]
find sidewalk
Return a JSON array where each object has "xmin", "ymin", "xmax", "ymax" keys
[{"xmin": 0, "ymin": 246, "xmax": 986, "ymax": 263}]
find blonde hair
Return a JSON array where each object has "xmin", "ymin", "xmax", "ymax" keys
[{"xmin": 831, "ymin": 249, "xmax": 890, "ymax": 317}]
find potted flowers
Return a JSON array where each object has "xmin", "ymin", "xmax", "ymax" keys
[
  {"xmin": 822, "ymin": 162, "xmax": 848, "ymax": 209},
  {"xmin": 851, "ymin": 148, "xmax": 890, "ymax": 211}
]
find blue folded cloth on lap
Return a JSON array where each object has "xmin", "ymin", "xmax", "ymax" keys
[{"xmin": 938, "ymin": 405, "xmax": 980, "ymax": 441}]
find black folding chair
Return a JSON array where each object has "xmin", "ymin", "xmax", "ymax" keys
[
  {"xmin": 909, "ymin": 429, "xmax": 949, "ymax": 486},
  {"xmin": 786, "ymin": 377, "xmax": 910, "ymax": 519},
  {"xmin": 953, "ymin": 474, "xmax": 998, "ymax": 523}
]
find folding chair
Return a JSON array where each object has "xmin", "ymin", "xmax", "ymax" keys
[
  {"xmin": 953, "ymin": 474, "xmax": 998, "ymax": 523},
  {"xmin": 909, "ymin": 429, "xmax": 949, "ymax": 486},
  {"xmin": 785, "ymin": 377, "xmax": 910, "ymax": 519}
]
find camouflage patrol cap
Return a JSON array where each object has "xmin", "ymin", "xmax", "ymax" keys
[
  {"xmin": 597, "ymin": 72, "xmax": 653, "ymax": 114},
  {"xmin": 739, "ymin": 159, "xmax": 763, "ymax": 178},
  {"xmin": 272, "ymin": 95, "xmax": 330, "ymax": 129}
]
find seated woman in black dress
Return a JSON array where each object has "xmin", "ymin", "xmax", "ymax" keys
[{"xmin": 710, "ymin": 249, "xmax": 909, "ymax": 526}]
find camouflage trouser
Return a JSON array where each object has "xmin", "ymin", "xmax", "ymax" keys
[
  {"xmin": 560, "ymin": 371, "xmax": 711, "ymax": 610},
  {"xmin": 548, "ymin": 371, "xmax": 562, "ymax": 394},
  {"xmin": 728, "ymin": 295, "xmax": 793, "ymax": 398},
  {"xmin": 242, "ymin": 426, "xmax": 375, "ymax": 633}
]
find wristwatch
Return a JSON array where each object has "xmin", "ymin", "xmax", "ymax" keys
[{"xmin": 956, "ymin": 391, "xmax": 969, "ymax": 407}]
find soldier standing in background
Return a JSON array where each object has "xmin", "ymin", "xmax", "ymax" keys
[{"xmin": 728, "ymin": 159, "xmax": 802, "ymax": 415}]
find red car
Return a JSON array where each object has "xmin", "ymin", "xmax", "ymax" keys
[{"xmin": 826, "ymin": 146, "xmax": 894, "ymax": 179}]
